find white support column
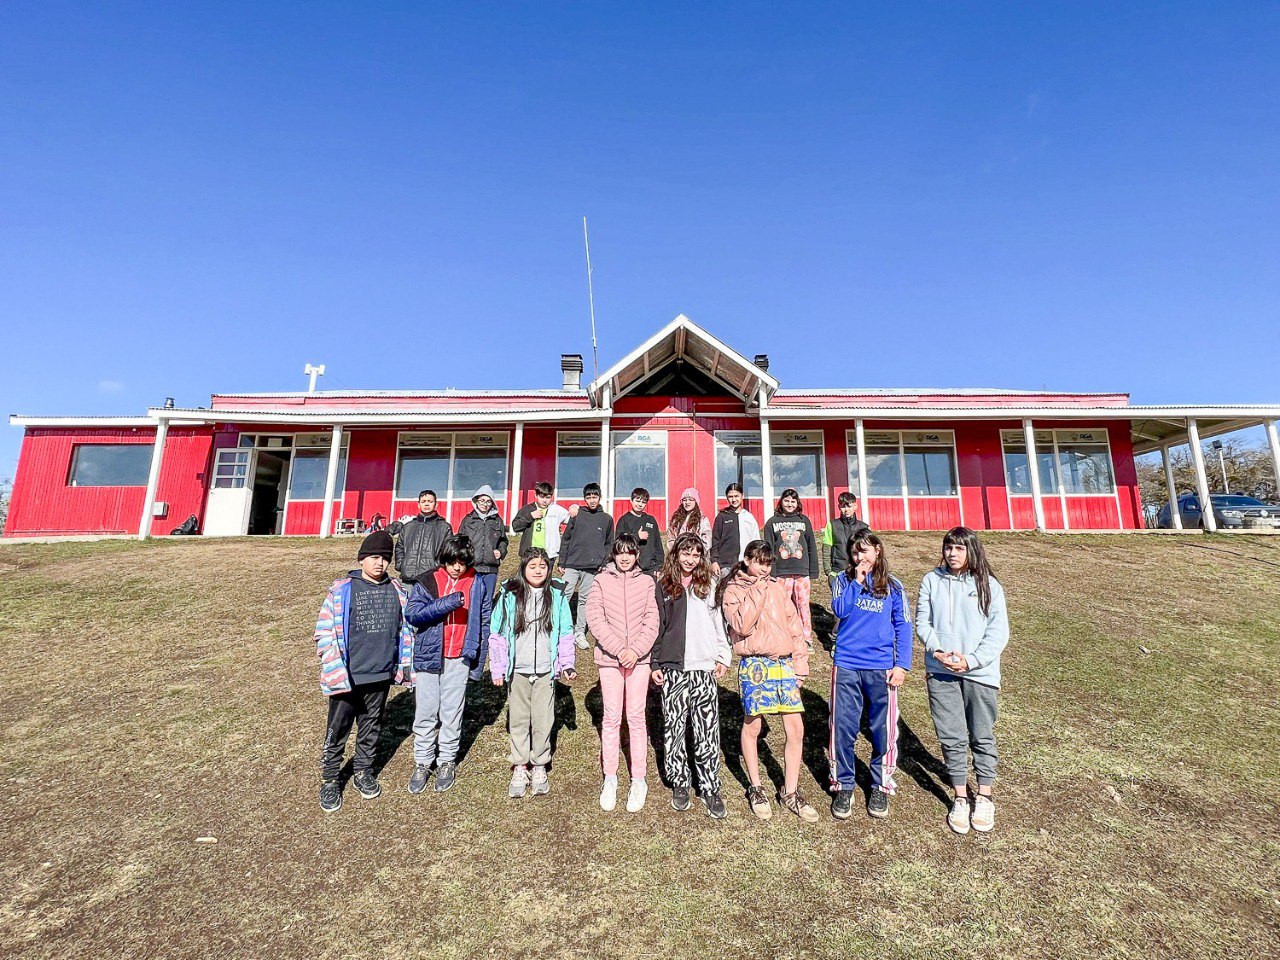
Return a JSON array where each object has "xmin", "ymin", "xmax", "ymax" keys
[
  {"xmin": 1186, "ymin": 419, "xmax": 1216, "ymax": 532},
  {"xmin": 758, "ymin": 384, "xmax": 774, "ymax": 515},
  {"xmin": 1162, "ymin": 445, "xmax": 1182, "ymax": 530},
  {"xmin": 598, "ymin": 386, "xmax": 612, "ymax": 502},
  {"xmin": 509, "ymin": 421, "xmax": 525, "ymax": 518},
  {"xmin": 319, "ymin": 425, "xmax": 344, "ymax": 539},
  {"xmin": 1266, "ymin": 420, "xmax": 1280, "ymax": 504},
  {"xmin": 854, "ymin": 418, "xmax": 869, "ymax": 524},
  {"xmin": 1022, "ymin": 418, "xmax": 1047, "ymax": 532},
  {"xmin": 137, "ymin": 418, "xmax": 170, "ymax": 539}
]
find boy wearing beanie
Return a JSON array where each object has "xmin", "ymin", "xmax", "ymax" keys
[{"xmin": 313, "ymin": 530, "xmax": 415, "ymax": 812}]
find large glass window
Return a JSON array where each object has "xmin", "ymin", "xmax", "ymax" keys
[
  {"xmin": 771, "ymin": 448, "xmax": 822, "ymax": 496},
  {"xmin": 716, "ymin": 436, "xmax": 763, "ymax": 498},
  {"xmin": 903, "ymin": 446, "xmax": 958, "ymax": 496},
  {"xmin": 453, "ymin": 446, "xmax": 508, "ymax": 497},
  {"xmin": 857, "ymin": 445, "xmax": 904, "ymax": 496},
  {"xmin": 1058, "ymin": 443, "xmax": 1114, "ymax": 494},
  {"xmin": 395, "ymin": 448, "xmax": 451, "ymax": 499},
  {"xmin": 1002, "ymin": 446, "xmax": 1060, "ymax": 495},
  {"xmin": 613, "ymin": 431, "xmax": 666, "ymax": 498},
  {"xmin": 68, "ymin": 444, "xmax": 153, "ymax": 486},
  {"xmin": 557, "ymin": 434, "xmax": 602, "ymax": 497},
  {"xmin": 716, "ymin": 432, "xmax": 823, "ymax": 499},
  {"xmin": 850, "ymin": 431, "xmax": 959, "ymax": 497},
  {"xmin": 288, "ymin": 450, "xmax": 348, "ymax": 500}
]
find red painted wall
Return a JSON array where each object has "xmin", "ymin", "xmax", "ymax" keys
[{"xmin": 6, "ymin": 427, "xmax": 213, "ymax": 537}]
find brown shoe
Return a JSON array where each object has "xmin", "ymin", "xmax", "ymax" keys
[
  {"xmin": 780, "ymin": 790, "xmax": 819, "ymax": 823},
  {"xmin": 746, "ymin": 784, "xmax": 773, "ymax": 820}
]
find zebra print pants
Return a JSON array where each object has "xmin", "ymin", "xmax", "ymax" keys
[{"xmin": 660, "ymin": 668, "xmax": 722, "ymax": 793}]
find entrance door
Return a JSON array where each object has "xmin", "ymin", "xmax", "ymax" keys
[
  {"xmin": 248, "ymin": 451, "xmax": 291, "ymax": 534},
  {"xmin": 205, "ymin": 448, "xmax": 255, "ymax": 536}
]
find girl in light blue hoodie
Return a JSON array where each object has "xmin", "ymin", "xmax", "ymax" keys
[{"xmin": 916, "ymin": 527, "xmax": 1009, "ymax": 836}]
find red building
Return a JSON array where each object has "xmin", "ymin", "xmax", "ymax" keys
[{"xmin": 8, "ymin": 316, "xmax": 1280, "ymax": 538}]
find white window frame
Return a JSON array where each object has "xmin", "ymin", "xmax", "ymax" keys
[
  {"xmin": 393, "ymin": 431, "xmax": 511, "ymax": 504},
  {"xmin": 284, "ymin": 432, "xmax": 350, "ymax": 504},
  {"xmin": 555, "ymin": 431, "xmax": 603, "ymax": 499},
  {"xmin": 212, "ymin": 448, "xmax": 252, "ymax": 489},
  {"xmin": 1001, "ymin": 428, "xmax": 1119, "ymax": 531},
  {"xmin": 846, "ymin": 430, "xmax": 961, "ymax": 532},
  {"xmin": 714, "ymin": 430, "xmax": 827, "ymax": 504},
  {"xmin": 67, "ymin": 443, "xmax": 154, "ymax": 488},
  {"xmin": 610, "ymin": 429, "xmax": 668, "ymax": 500}
]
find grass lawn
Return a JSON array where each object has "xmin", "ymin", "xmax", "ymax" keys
[{"xmin": 0, "ymin": 533, "xmax": 1277, "ymax": 959}]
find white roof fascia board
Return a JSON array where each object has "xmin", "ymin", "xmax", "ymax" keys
[
  {"xmin": 149, "ymin": 407, "xmax": 612, "ymax": 426},
  {"xmin": 587, "ymin": 314, "xmax": 781, "ymax": 404},
  {"xmin": 760, "ymin": 405, "xmax": 1280, "ymax": 421},
  {"xmin": 9, "ymin": 416, "xmax": 158, "ymax": 428},
  {"xmin": 215, "ymin": 389, "xmax": 588, "ymax": 399}
]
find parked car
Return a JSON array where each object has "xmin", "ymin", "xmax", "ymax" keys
[{"xmin": 1157, "ymin": 494, "xmax": 1280, "ymax": 530}]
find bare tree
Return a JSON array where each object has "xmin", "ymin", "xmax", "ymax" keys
[
  {"xmin": 0, "ymin": 476, "xmax": 10, "ymax": 536},
  {"xmin": 1137, "ymin": 439, "xmax": 1278, "ymax": 525}
]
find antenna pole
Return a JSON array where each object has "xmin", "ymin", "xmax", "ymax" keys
[{"xmin": 583, "ymin": 216, "xmax": 599, "ymax": 380}]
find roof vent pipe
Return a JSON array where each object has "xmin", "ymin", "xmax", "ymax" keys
[
  {"xmin": 561, "ymin": 354, "xmax": 584, "ymax": 391},
  {"xmin": 164, "ymin": 397, "xmax": 175, "ymax": 409},
  {"xmin": 753, "ymin": 354, "xmax": 770, "ymax": 371}
]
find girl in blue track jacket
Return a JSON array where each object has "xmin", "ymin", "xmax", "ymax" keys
[{"xmin": 828, "ymin": 530, "xmax": 912, "ymax": 821}]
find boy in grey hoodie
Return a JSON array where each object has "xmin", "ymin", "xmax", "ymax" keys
[{"xmin": 457, "ymin": 484, "xmax": 509, "ymax": 681}]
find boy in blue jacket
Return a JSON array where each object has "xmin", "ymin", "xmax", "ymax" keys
[
  {"xmin": 828, "ymin": 530, "xmax": 912, "ymax": 820},
  {"xmin": 313, "ymin": 530, "xmax": 416, "ymax": 813}
]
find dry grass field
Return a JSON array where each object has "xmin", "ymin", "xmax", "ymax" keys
[{"xmin": 0, "ymin": 533, "xmax": 1278, "ymax": 959}]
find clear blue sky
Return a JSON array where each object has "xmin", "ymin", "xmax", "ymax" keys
[{"xmin": 3, "ymin": 2, "xmax": 1278, "ymax": 478}]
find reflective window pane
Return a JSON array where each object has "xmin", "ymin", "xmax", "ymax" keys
[
  {"xmin": 1057, "ymin": 444, "xmax": 1114, "ymax": 494},
  {"xmin": 453, "ymin": 447, "xmax": 508, "ymax": 497},
  {"xmin": 68, "ymin": 445, "xmax": 153, "ymax": 487},
  {"xmin": 716, "ymin": 443, "xmax": 762, "ymax": 498},
  {"xmin": 614, "ymin": 446, "xmax": 666, "ymax": 498},
  {"xmin": 862, "ymin": 445, "xmax": 902, "ymax": 496},
  {"xmin": 903, "ymin": 447, "xmax": 957, "ymax": 496},
  {"xmin": 396, "ymin": 449, "xmax": 450, "ymax": 499},
  {"xmin": 1003, "ymin": 446, "xmax": 1060, "ymax": 495},
  {"xmin": 288, "ymin": 451, "xmax": 347, "ymax": 500},
  {"xmin": 770, "ymin": 448, "xmax": 822, "ymax": 497},
  {"xmin": 557, "ymin": 442, "xmax": 602, "ymax": 497}
]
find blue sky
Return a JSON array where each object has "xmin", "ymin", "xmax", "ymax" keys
[{"xmin": 2, "ymin": 2, "xmax": 1278, "ymax": 478}]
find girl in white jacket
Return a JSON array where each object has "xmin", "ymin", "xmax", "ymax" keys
[{"xmin": 915, "ymin": 527, "xmax": 1009, "ymax": 836}]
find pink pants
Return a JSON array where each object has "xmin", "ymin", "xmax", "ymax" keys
[
  {"xmin": 782, "ymin": 575, "xmax": 812, "ymax": 638},
  {"xmin": 599, "ymin": 662, "xmax": 651, "ymax": 778}
]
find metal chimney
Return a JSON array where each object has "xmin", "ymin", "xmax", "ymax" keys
[
  {"xmin": 753, "ymin": 354, "xmax": 770, "ymax": 371},
  {"xmin": 561, "ymin": 354, "xmax": 584, "ymax": 391}
]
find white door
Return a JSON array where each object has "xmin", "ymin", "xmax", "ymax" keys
[{"xmin": 204, "ymin": 448, "xmax": 254, "ymax": 536}]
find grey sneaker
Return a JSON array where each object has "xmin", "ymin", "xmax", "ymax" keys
[
  {"xmin": 530, "ymin": 765, "xmax": 550, "ymax": 796},
  {"xmin": 407, "ymin": 764, "xmax": 431, "ymax": 795},
  {"xmin": 319, "ymin": 779, "xmax": 342, "ymax": 812},
  {"xmin": 434, "ymin": 761, "xmax": 458, "ymax": 793},
  {"xmin": 671, "ymin": 786, "xmax": 692, "ymax": 811},
  {"xmin": 867, "ymin": 788, "xmax": 890, "ymax": 819},
  {"xmin": 508, "ymin": 766, "xmax": 529, "ymax": 799},
  {"xmin": 353, "ymin": 769, "xmax": 381, "ymax": 800},
  {"xmin": 574, "ymin": 635, "xmax": 589, "ymax": 650},
  {"xmin": 832, "ymin": 789, "xmax": 854, "ymax": 820},
  {"xmin": 703, "ymin": 790, "xmax": 727, "ymax": 820}
]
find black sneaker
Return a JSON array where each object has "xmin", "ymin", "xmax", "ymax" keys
[
  {"xmin": 407, "ymin": 764, "xmax": 431, "ymax": 795},
  {"xmin": 831, "ymin": 789, "xmax": 854, "ymax": 820},
  {"xmin": 319, "ymin": 779, "xmax": 342, "ymax": 813},
  {"xmin": 703, "ymin": 791, "xmax": 727, "ymax": 820},
  {"xmin": 353, "ymin": 769, "xmax": 382, "ymax": 800},
  {"xmin": 434, "ymin": 761, "xmax": 458, "ymax": 793},
  {"xmin": 671, "ymin": 786, "xmax": 693, "ymax": 811},
  {"xmin": 867, "ymin": 789, "xmax": 890, "ymax": 819}
]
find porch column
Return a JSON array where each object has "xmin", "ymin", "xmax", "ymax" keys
[
  {"xmin": 758, "ymin": 384, "xmax": 774, "ymax": 515},
  {"xmin": 509, "ymin": 421, "xmax": 525, "ymax": 517},
  {"xmin": 598, "ymin": 386, "xmax": 612, "ymax": 501},
  {"xmin": 1161, "ymin": 445, "xmax": 1182, "ymax": 530},
  {"xmin": 1022, "ymin": 418, "xmax": 1046, "ymax": 532},
  {"xmin": 319, "ymin": 425, "xmax": 344, "ymax": 539},
  {"xmin": 1266, "ymin": 420, "xmax": 1280, "ymax": 504},
  {"xmin": 1185, "ymin": 419, "xmax": 1216, "ymax": 532},
  {"xmin": 137, "ymin": 417, "xmax": 170, "ymax": 539},
  {"xmin": 854, "ymin": 418, "xmax": 869, "ymax": 523}
]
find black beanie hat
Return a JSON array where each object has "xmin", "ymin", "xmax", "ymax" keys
[{"xmin": 358, "ymin": 530, "xmax": 394, "ymax": 561}]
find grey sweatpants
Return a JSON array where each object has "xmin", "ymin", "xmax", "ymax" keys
[
  {"xmin": 412, "ymin": 657, "xmax": 470, "ymax": 766},
  {"xmin": 561, "ymin": 568, "xmax": 597, "ymax": 643},
  {"xmin": 507, "ymin": 672, "xmax": 554, "ymax": 767},
  {"xmin": 927, "ymin": 673, "xmax": 999, "ymax": 787}
]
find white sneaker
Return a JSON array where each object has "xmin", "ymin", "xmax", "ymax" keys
[
  {"xmin": 947, "ymin": 796, "xmax": 971, "ymax": 834},
  {"xmin": 508, "ymin": 766, "xmax": 529, "ymax": 799},
  {"xmin": 625, "ymin": 779, "xmax": 648, "ymax": 813},
  {"xmin": 971, "ymin": 795, "xmax": 995, "ymax": 833},
  {"xmin": 531, "ymin": 765, "xmax": 550, "ymax": 796},
  {"xmin": 574, "ymin": 635, "xmax": 589, "ymax": 650},
  {"xmin": 600, "ymin": 777, "xmax": 619, "ymax": 812}
]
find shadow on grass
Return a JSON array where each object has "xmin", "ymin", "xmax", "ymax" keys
[
  {"xmin": 549, "ymin": 678, "xmax": 578, "ymax": 765},
  {"xmin": 458, "ymin": 678, "xmax": 508, "ymax": 766},
  {"xmin": 896, "ymin": 718, "xmax": 952, "ymax": 808},
  {"xmin": 811, "ymin": 602, "xmax": 836, "ymax": 653},
  {"xmin": 369, "ymin": 687, "xmax": 416, "ymax": 777}
]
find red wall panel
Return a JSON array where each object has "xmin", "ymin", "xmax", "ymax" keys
[
  {"xmin": 1065, "ymin": 497, "xmax": 1120, "ymax": 529},
  {"xmin": 908, "ymin": 499, "xmax": 963, "ymax": 531}
]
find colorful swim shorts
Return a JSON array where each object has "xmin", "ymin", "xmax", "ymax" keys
[{"xmin": 738, "ymin": 655, "xmax": 803, "ymax": 716}]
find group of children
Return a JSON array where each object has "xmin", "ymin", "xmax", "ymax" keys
[{"xmin": 313, "ymin": 483, "xmax": 1010, "ymax": 837}]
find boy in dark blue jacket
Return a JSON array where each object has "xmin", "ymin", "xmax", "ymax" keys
[
  {"xmin": 403, "ymin": 536, "xmax": 490, "ymax": 794},
  {"xmin": 829, "ymin": 530, "xmax": 912, "ymax": 820}
]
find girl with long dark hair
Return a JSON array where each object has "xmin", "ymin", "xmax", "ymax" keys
[{"xmin": 916, "ymin": 527, "xmax": 1009, "ymax": 835}]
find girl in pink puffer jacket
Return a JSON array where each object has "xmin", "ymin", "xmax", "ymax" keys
[{"xmin": 585, "ymin": 535, "xmax": 659, "ymax": 813}]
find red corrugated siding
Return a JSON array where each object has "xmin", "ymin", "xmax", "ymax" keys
[
  {"xmin": 1066, "ymin": 497, "xmax": 1120, "ymax": 529},
  {"xmin": 6, "ymin": 427, "xmax": 212, "ymax": 537},
  {"xmin": 867, "ymin": 497, "xmax": 906, "ymax": 529},
  {"xmin": 908, "ymin": 499, "xmax": 963, "ymax": 530}
]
